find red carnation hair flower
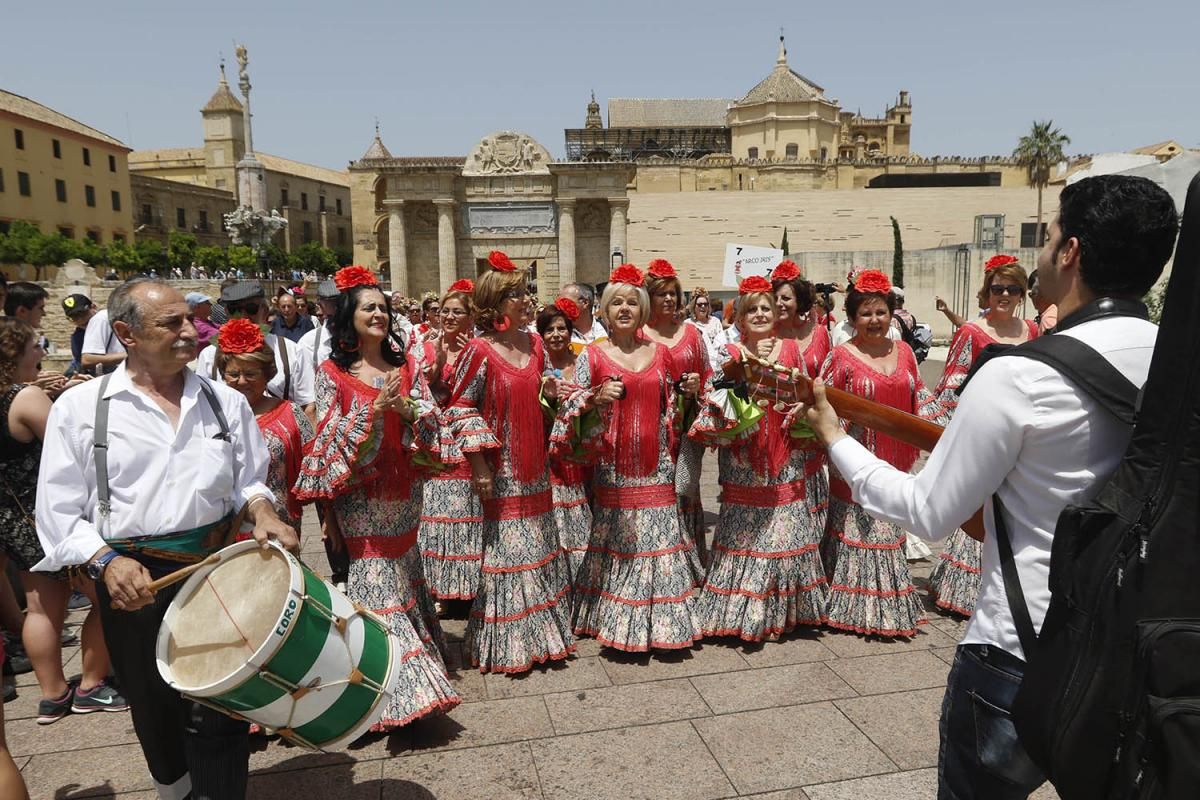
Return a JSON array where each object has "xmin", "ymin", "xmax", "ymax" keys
[
  {"xmin": 609, "ymin": 263, "xmax": 645, "ymax": 287},
  {"xmin": 646, "ymin": 259, "xmax": 677, "ymax": 279},
  {"xmin": 738, "ymin": 275, "xmax": 773, "ymax": 295},
  {"xmin": 852, "ymin": 269, "xmax": 893, "ymax": 296},
  {"xmin": 448, "ymin": 278, "xmax": 475, "ymax": 294},
  {"xmin": 334, "ymin": 265, "xmax": 378, "ymax": 292},
  {"xmin": 985, "ymin": 254, "xmax": 1020, "ymax": 272},
  {"xmin": 771, "ymin": 259, "xmax": 801, "ymax": 283},
  {"xmin": 554, "ymin": 297, "xmax": 581, "ymax": 321},
  {"xmin": 217, "ymin": 318, "xmax": 265, "ymax": 355},
  {"xmin": 487, "ymin": 250, "xmax": 517, "ymax": 272}
]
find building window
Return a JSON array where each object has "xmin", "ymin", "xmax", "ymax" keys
[
  {"xmin": 18, "ymin": 172, "xmax": 31, "ymax": 196},
  {"xmin": 111, "ymin": 190, "xmax": 121, "ymax": 212},
  {"xmin": 820, "ymin": 147, "xmax": 828, "ymax": 161},
  {"xmin": 176, "ymin": 208, "xmax": 186, "ymax": 229},
  {"xmin": 86, "ymin": 230, "xmax": 100, "ymax": 243},
  {"xmin": 319, "ymin": 195, "xmax": 326, "ymax": 212},
  {"xmin": 215, "ymin": 179, "xmax": 226, "ymax": 189},
  {"xmin": 113, "ymin": 232, "xmax": 126, "ymax": 243},
  {"xmin": 301, "ymin": 192, "xmax": 308, "ymax": 211},
  {"xmin": 141, "ymin": 204, "xmax": 153, "ymax": 225},
  {"xmin": 56, "ymin": 179, "xmax": 67, "ymax": 202},
  {"xmin": 900, "ymin": 114, "xmax": 907, "ymax": 124},
  {"xmin": 83, "ymin": 147, "xmax": 91, "ymax": 166},
  {"xmin": 302, "ymin": 221, "xmax": 313, "ymax": 242},
  {"xmin": 14, "ymin": 129, "xmax": 24, "ymax": 149},
  {"xmin": 336, "ymin": 198, "xmax": 343, "ymax": 216},
  {"xmin": 748, "ymin": 147, "xmax": 759, "ymax": 160},
  {"xmin": 199, "ymin": 210, "xmax": 209, "ymax": 232},
  {"xmin": 281, "ymin": 188, "xmax": 289, "ymax": 207},
  {"xmin": 1020, "ymin": 222, "xmax": 1047, "ymax": 248},
  {"xmin": 0, "ymin": 168, "xmax": 4, "ymax": 193},
  {"xmin": 85, "ymin": 185, "xmax": 96, "ymax": 207},
  {"xmin": 53, "ymin": 139, "xmax": 62, "ymax": 159},
  {"xmin": 0, "ymin": 221, "xmax": 10, "ymax": 234},
  {"xmin": 108, "ymin": 154, "xmax": 116, "ymax": 172},
  {"xmin": 784, "ymin": 143, "xmax": 799, "ymax": 159},
  {"xmin": 337, "ymin": 226, "xmax": 347, "ymax": 245},
  {"xmin": 58, "ymin": 226, "xmax": 74, "ymax": 239}
]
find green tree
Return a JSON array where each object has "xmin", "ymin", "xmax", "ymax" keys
[
  {"xmin": 261, "ymin": 243, "xmax": 289, "ymax": 273},
  {"xmin": 227, "ymin": 245, "xmax": 256, "ymax": 273},
  {"xmin": 167, "ymin": 231, "xmax": 199, "ymax": 270},
  {"xmin": 0, "ymin": 221, "xmax": 43, "ymax": 266},
  {"xmin": 76, "ymin": 236, "xmax": 107, "ymax": 267},
  {"xmin": 1014, "ymin": 120, "xmax": 1071, "ymax": 246},
  {"xmin": 135, "ymin": 239, "xmax": 167, "ymax": 274},
  {"xmin": 890, "ymin": 216, "xmax": 904, "ymax": 288},
  {"xmin": 332, "ymin": 245, "xmax": 353, "ymax": 267},
  {"xmin": 106, "ymin": 241, "xmax": 142, "ymax": 277},
  {"xmin": 194, "ymin": 245, "xmax": 227, "ymax": 272},
  {"xmin": 775, "ymin": 227, "xmax": 790, "ymax": 256},
  {"xmin": 287, "ymin": 241, "xmax": 338, "ymax": 276},
  {"xmin": 27, "ymin": 233, "xmax": 79, "ymax": 280}
]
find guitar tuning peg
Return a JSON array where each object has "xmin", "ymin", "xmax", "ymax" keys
[
  {"xmin": 773, "ymin": 401, "xmax": 788, "ymax": 412},
  {"xmin": 756, "ymin": 399, "xmax": 769, "ymax": 409}
]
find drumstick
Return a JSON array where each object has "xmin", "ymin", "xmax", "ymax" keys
[{"xmin": 147, "ymin": 550, "xmax": 224, "ymax": 594}]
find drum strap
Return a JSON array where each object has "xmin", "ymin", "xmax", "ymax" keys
[
  {"xmin": 276, "ymin": 334, "xmax": 292, "ymax": 401},
  {"xmin": 94, "ymin": 372, "xmax": 232, "ymax": 532},
  {"xmin": 312, "ymin": 325, "xmax": 323, "ymax": 372}
]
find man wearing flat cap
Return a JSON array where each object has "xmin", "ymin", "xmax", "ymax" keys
[{"xmin": 194, "ymin": 281, "xmax": 314, "ymax": 409}]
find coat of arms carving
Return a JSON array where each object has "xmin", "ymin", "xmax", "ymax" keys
[{"xmin": 465, "ymin": 131, "xmax": 550, "ymax": 176}]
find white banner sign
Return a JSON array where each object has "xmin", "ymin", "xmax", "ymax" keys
[{"xmin": 722, "ymin": 243, "xmax": 784, "ymax": 288}]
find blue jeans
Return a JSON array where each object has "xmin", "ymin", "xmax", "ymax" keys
[{"xmin": 938, "ymin": 644, "xmax": 1047, "ymax": 800}]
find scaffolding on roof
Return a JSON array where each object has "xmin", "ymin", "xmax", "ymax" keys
[{"xmin": 564, "ymin": 127, "xmax": 731, "ymax": 162}]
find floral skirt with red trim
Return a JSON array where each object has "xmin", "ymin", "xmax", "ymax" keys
[
  {"xmin": 572, "ymin": 490, "xmax": 704, "ymax": 653},
  {"xmin": 333, "ymin": 489, "xmax": 459, "ymax": 729},
  {"xmin": 465, "ymin": 478, "xmax": 576, "ymax": 675},
  {"xmin": 821, "ymin": 496, "xmax": 926, "ymax": 638},
  {"xmin": 695, "ymin": 485, "xmax": 828, "ymax": 642},
  {"xmin": 419, "ymin": 473, "xmax": 484, "ymax": 601},
  {"xmin": 550, "ymin": 468, "xmax": 592, "ymax": 587},
  {"xmin": 928, "ymin": 528, "xmax": 981, "ymax": 618}
]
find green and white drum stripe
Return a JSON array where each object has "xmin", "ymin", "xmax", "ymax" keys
[{"xmin": 157, "ymin": 540, "xmax": 402, "ymax": 750}]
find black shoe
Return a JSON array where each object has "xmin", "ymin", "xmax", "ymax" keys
[{"xmin": 2, "ymin": 680, "xmax": 15, "ymax": 703}]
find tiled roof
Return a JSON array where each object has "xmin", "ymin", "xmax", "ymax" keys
[
  {"xmin": 360, "ymin": 134, "xmax": 392, "ymax": 160},
  {"xmin": 202, "ymin": 79, "xmax": 244, "ymax": 114},
  {"xmin": 129, "ymin": 147, "xmax": 204, "ymax": 166},
  {"xmin": 737, "ymin": 66, "xmax": 826, "ymax": 105},
  {"xmin": 258, "ymin": 153, "xmax": 350, "ymax": 187},
  {"xmin": 608, "ymin": 98, "xmax": 732, "ymax": 128},
  {"xmin": 0, "ymin": 88, "xmax": 127, "ymax": 149}
]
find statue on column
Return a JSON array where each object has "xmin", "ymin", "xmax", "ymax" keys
[{"xmin": 235, "ymin": 43, "xmax": 249, "ymax": 84}]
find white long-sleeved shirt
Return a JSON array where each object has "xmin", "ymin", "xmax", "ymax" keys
[
  {"xmin": 194, "ymin": 331, "xmax": 314, "ymax": 405},
  {"xmin": 828, "ymin": 315, "xmax": 1156, "ymax": 661},
  {"xmin": 295, "ymin": 323, "xmax": 332, "ymax": 373},
  {"xmin": 34, "ymin": 364, "xmax": 274, "ymax": 571},
  {"xmin": 80, "ymin": 308, "xmax": 126, "ymax": 356}
]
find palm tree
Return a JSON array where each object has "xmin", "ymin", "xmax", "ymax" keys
[{"xmin": 1014, "ymin": 121, "xmax": 1071, "ymax": 245}]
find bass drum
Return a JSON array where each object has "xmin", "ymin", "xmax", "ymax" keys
[{"xmin": 156, "ymin": 539, "xmax": 401, "ymax": 750}]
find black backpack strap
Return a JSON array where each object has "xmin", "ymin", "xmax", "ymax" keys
[
  {"xmin": 196, "ymin": 377, "xmax": 232, "ymax": 442},
  {"xmin": 277, "ymin": 336, "xmax": 292, "ymax": 401},
  {"xmin": 992, "ymin": 493, "xmax": 1041, "ymax": 658},
  {"xmin": 1005, "ymin": 336, "xmax": 1139, "ymax": 424}
]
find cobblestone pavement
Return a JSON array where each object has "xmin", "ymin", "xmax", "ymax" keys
[{"xmin": 6, "ymin": 352, "xmax": 1063, "ymax": 799}]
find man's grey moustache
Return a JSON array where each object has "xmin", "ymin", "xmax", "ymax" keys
[{"xmin": 172, "ymin": 339, "xmax": 197, "ymax": 349}]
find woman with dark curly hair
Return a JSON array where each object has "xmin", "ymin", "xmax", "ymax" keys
[{"xmin": 294, "ymin": 266, "xmax": 459, "ymax": 731}]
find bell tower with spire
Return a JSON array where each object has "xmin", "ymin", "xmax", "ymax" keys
[{"xmin": 201, "ymin": 59, "xmax": 246, "ymax": 195}]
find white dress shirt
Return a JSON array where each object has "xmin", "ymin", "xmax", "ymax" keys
[
  {"xmin": 194, "ymin": 331, "xmax": 314, "ymax": 406},
  {"xmin": 295, "ymin": 323, "xmax": 332, "ymax": 373},
  {"xmin": 80, "ymin": 308, "xmax": 126, "ymax": 356},
  {"xmin": 828, "ymin": 315, "xmax": 1156, "ymax": 661},
  {"xmin": 34, "ymin": 364, "xmax": 274, "ymax": 571},
  {"xmin": 571, "ymin": 317, "xmax": 608, "ymax": 346}
]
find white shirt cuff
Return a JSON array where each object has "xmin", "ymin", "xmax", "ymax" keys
[{"xmin": 828, "ymin": 435, "xmax": 882, "ymax": 486}]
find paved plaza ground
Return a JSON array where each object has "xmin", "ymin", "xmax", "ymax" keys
[{"xmin": 5, "ymin": 352, "xmax": 1063, "ymax": 799}]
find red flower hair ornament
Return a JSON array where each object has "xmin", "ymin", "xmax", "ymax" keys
[
  {"xmin": 646, "ymin": 259, "xmax": 677, "ymax": 279},
  {"xmin": 609, "ymin": 264, "xmax": 645, "ymax": 287},
  {"xmin": 554, "ymin": 297, "xmax": 581, "ymax": 321},
  {"xmin": 771, "ymin": 260, "xmax": 801, "ymax": 283},
  {"xmin": 334, "ymin": 265, "xmax": 378, "ymax": 292},
  {"xmin": 852, "ymin": 269, "xmax": 893, "ymax": 296},
  {"xmin": 985, "ymin": 254, "xmax": 1020, "ymax": 272},
  {"xmin": 448, "ymin": 278, "xmax": 475, "ymax": 294},
  {"xmin": 217, "ymin": 318, "xmax": 265, "ymax": 355},
  {"xmin": 487, "ymin": 250, "xmax": 517, "ymax": 272},
  {"xmin": 738, "ymin": 275, "xmax": 774, "ymax": 295}
]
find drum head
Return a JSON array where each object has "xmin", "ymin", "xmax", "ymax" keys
[{"xmin": 165, "ymin": 545, "xmax": 292, "ymax": 691}]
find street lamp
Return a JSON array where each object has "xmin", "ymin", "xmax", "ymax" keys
[{"xmin": 611, "ymin": 248, "xmax": 623, "ymax": 271}]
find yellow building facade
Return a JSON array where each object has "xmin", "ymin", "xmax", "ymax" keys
[{"xmin": 0, "ymin": 89, "xmax": 133, "ymax": 243}]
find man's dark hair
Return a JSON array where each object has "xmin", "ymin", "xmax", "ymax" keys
[
  {"xmin": 4, "ymin": 281, "xmax": 48, "ymax": 316},
  {"xmin": 1056, "ymin": 175, "xmax": 1179, "ymax": 297}
]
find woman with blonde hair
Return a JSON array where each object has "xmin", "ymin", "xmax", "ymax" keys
[
  {"xmin": 552, "ymin": 264, "xmax": 703, "ymax": 652},
  {"xmin": 418, "ymin": 279, "xmax": 486, "ymax": 603},
  {"xmin": 928, "ymin": 255, "xmax": 1038, "ymax": 617},
  {"xmin": 446, "ymin": 251, "xmax": 575, "ymax": 673}
]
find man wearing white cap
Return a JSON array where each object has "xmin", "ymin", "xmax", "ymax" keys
[{"xmin": 185, "ymin": 292, "xmax": 219, "ymax": 353}]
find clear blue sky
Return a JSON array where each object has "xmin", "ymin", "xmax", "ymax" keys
[{"xmin": 4, "ymin": 0, "xmax": 1196, "ymax": 170}]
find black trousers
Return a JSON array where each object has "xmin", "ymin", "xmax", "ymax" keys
[{"xmin": 98, "ymin": 580, "xmax": 250, "ymax": 799}]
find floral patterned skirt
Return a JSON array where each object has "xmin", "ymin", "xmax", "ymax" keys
[
  {"xmin": 695, "ymin": 483, "xmax": 828, "ymax": 642},
  {"xmin": 465, "ymin": 487, "xmax": 576, "ymax": 674},
  {"xmin": 929, "ymin": 528, "xmax": 981, "ymax": 617},
  {"xmin": 333, "ymin": 490, "xmax": 459, "ymax": 729},
  {"xmin": 573, "ymin": 488, "xmax": 703, "ymax": 652},
  {"xmin": 419, "ymin": 472, "xmax": 484, "ymax": 600},
  {"xmin": 822, "ymin": 494, "xmax": 926, "ymax": 638},
  {"xmin": 676, "ymin": 438, "xmax": 708, "ymax": 569},
  {"xmin": 550, "ymin": 468, "xmax": 592, "ymax": 587}
]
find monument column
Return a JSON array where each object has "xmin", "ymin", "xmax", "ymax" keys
[
  {"xmin": 608, "ymin": 198, "xmax": 629, "ymax": 262},
  {"xmin": 557, "ymin": 198, "xmax": 577, "ymax": 288},
  {"xmin": 383, "ymin": 199, "xmax": 408, "ymax": 296},
  {"xmin": 434, "ymin": 198, "xmax": 457, "ymax": 292}
]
